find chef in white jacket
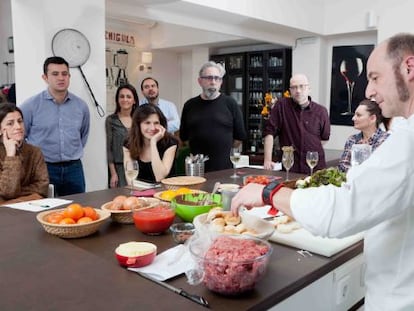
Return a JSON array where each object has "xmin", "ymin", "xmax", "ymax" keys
[{"xmin": 232, "ymin": 32, "xmax": 414, "ymax": 311}]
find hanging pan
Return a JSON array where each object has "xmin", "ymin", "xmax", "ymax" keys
[{"xmin": 51, "ymin": 28, "xmax": 105, "ymax": 117}]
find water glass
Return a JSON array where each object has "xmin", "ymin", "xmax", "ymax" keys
[{"xmin": 351, "ymin": 144, "xmax": 372, "ymax": 167}]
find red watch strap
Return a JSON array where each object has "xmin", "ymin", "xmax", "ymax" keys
[{"xmin": 267, "ymin": 183, "xmax": 284, "ymax": 216}]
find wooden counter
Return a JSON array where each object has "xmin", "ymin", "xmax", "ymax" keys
[{"xmin": 0, "ymin": 168, "xmax": 363, "ymax": 311}]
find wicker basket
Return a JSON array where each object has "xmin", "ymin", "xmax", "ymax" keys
[
  {"xmin": 36, "ymin": 208, "xmax": 111, "ymax": 238},
  {"xmin": 161, "ymin": 176, "xmax": 206, "ymax": 190},
  {"xmin": 101, "ymin": 197, "xmax": 160, "ymax": 224}
]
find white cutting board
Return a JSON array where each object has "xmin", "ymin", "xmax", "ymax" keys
[
  {"xmin": 269, "ymin": 229, "xmax": 364, "ymax": 257},
  {"xmin": 243, "ymin": 207, "xmax": 364, "ymax": 257}
]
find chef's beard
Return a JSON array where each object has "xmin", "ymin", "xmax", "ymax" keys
[
  {"xmin": 395, "ymin": 69, "xmax": 410, "ymax": 102},
  {"xmin": 203, "ymin": 87, "xmax": 219, "ymax": 100}
]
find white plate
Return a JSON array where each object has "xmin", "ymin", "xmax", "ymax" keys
[{"xmin": 193, "ymin": 211, "xmax": 275, "ymax": 240}]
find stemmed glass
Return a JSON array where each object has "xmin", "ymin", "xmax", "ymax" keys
[
  {"xmin": 229, "ymin": 146, "xmax": 241, "ymax": 178},
  {"xmin": 125, "ymin": 160, "xmax": 139, "ymax": 194},
  {"xmin": 306, "ymin": 151, "xmax": 319, "ymax": 176},
  {"xmin": 281, "ymin": 147, "xmax": 294, "ymax": 181},
  {"xmin": 339, "ymin": 58, "xmax": 363, "ymax": 115}
]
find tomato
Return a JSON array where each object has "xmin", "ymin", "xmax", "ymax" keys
[
  {"xmin": 65, "ymin": 203, "xmax": 84, "ymax": 220},
  {"xmin": 244, "ymin": 175, "xmax": 272, "ymax": 185}
]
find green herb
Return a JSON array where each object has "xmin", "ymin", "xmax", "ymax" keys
[{"xmin": 296, "ymin": 167, "xmax": 346, "ymax": 188}]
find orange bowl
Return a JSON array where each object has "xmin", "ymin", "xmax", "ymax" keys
[{"xmin": 115, "ymin": 242, "xmax": 157, "ymax": 268}]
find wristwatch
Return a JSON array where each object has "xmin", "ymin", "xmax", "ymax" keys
[{"xmin": 262, "ymin": 180, "xmax": 284, "ymax": 210}]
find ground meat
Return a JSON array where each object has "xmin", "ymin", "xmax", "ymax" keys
[{"xmin": 202, "ymin": 236, "xmax": 271, "ymax": 295}]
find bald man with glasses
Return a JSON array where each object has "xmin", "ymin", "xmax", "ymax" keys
[
  {"xmin": 263, "ymin": 73, "xmax": 330, "ymax": 174},
  {"xmin": 179, "ymin": 61, "xmax": 246, "ymax": 172}
]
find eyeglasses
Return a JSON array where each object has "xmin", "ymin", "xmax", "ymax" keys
[
  {"xmin": 200, "ymin": 75, "xmax": 223, "ymax": 82},
  {"xmin": 289, "ymin": 84, "xmax": 308, "ymax": 91}
]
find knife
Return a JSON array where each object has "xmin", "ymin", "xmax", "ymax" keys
[{"xmin": 136, "ymin": 271, "xmax": 210, "ymax": 308}]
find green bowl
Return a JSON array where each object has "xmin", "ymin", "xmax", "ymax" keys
[{"xmin": 171, "ymin": 193, "xmax": 222, "ymax": 222}]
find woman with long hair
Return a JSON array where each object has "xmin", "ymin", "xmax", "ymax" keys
[
  {"xmin": 124, "ymin": 104, "xmax": 178, "ymax": 183},
  {"xmin": 338, "ymin": 99, "xmax": 389, "ymax": 172},
  {"xmin": 105, "ymin": 84, "xmax": 138, "ymax": 188},
  {"xmin": 0, "ymin": 103, "xmax": 49, "ymax": 203}
]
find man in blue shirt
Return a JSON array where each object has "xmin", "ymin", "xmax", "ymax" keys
[
  {"xmin": 139, "ymin": 77, "xmax": 180, "ymax": 133},
  {"xmin": 20, "ymin": 56, "xmax": 90, "ymax": 196}
]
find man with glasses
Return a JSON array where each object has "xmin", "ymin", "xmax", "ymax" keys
[
  {"xmin": 20, "ymin": 56, "xmax": 90, "ymax": 196},
  {"xmin": 180, "ymin": 61, "xmax": 246, "ymax": 172},
  {"xmin": 263, "ymin": 73, "xmax": 330, "ymax": 173}
]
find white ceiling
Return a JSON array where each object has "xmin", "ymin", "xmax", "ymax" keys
[{"xmin": 106, "ymin": 0, "xmax": 317, "ymax": 52}]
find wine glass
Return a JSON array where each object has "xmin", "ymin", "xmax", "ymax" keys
[
  {"xmin": 306, "ymin": 151, "xmax": 319, "ymax": 176},
  {"xmin": 339, "ymin": 58, "xmax": 363, "ymax": 116},
  {"xmin": 281, "ymin": 148, "xmax": 294, "ymax": 181},
  {"xmin": 125, "ymin": 160, "xmax": 139, "ymax": 194},
  {"xmin": 229, "ymin": 146, "xmax": 241, "ymax": 178}
]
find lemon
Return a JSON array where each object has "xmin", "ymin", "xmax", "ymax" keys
[
  {"xmin": 175, "ymin": 187, "xmax": 192, "ymax": 195},
  {"xmin": 160, "ymin": 190, "xmax": 177, "ymax": 201}
]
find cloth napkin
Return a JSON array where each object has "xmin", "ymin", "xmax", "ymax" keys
[
  {"xmin": 132, "ymin": 189, "xmax": 157, "ymax": 197},
  {"xmin": 128, "ymin": 244, "xmax": 195, "ymax": 281},
  {"xmin": 132, "ymin": 180, "xmax": 162, "ymax": 190}
]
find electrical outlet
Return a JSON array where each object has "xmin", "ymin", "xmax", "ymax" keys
[{"xmin": 336, "ymin": 275, "xmax": 350, "ymax": 305}]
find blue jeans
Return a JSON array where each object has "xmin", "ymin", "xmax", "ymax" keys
[{"xmin": 47, "ymin": 160, "xmax": 85, "ymax": 196}]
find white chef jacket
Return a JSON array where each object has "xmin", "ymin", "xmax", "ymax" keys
[{"xmin": 291, "ymin": 115, "xmax": 414, "ymax": 311}]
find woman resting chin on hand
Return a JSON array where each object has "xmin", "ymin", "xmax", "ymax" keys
[
  {"xmin": 123, "ymin": 104, "xmax": 178, "ymax": 184},
  {"xmin": 0, "ymin": 103, "xmax": 49, "ymax": 204}
]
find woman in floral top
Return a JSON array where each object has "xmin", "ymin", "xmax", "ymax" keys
[{"xmin": 338, "ymin": 99, "xmax": 390, "ymax": 172}]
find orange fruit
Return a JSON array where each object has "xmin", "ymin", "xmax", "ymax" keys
[
  {"xmin": 59, "ymin": 217, "xmax": 76, "ymax": 225},
  {"xmin": 83, "ymin": 206, "xmax": 98, "ymax": 221},
  {"xmin": 66, "ymin": 203, "xmax": 84, "ymax": 221},
  {"xmin": 77, "ymin": 217, "xmax": 93, "ymax": 224},
  {"xmin": 45, "ymin": 211, "xmax": 65, "ymax": 224}
]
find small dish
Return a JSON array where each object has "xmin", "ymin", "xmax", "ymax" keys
[
  {"xmin": 243, "ymin": 175, "xmax": 282, "ymax": 186},
  {"xmin": 218, "ymin": 183, "xmax": 240, "ymax": 192},
  {"xmin": 115, "ymin": 241, "xmax": 157, "ymax": 268},
  {"xmin": 169, "ymin": 222, "xmax": 196, "ymax": 244}
]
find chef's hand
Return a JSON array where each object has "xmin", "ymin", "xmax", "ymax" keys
[
  {"xmin": 151, "ymin": 125, "xmax": 166, "ymax": 143},
  {"xmin": 2, "ymin": 129, "xmax": 18, "ymax": 157},
  {"xmin": 263, "ymin": 160, "xmax": 275, "ymax": 170},
  {"xmin": 231, "ymin": 183, "xmax": 266, "ymax": 216}
]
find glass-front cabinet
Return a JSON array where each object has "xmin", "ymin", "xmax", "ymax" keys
[{"xmin": 211, "ymin": 48, "xmax": 291, "ymax": 155}]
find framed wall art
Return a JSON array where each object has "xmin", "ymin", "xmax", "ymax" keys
[{"xmin": 329, "ymin": 44, "xmax": 374, "ymax": 126}]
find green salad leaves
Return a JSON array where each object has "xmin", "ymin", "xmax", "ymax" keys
[{"xmin": 296, "ymin": 167, "xmax": 346, "ymax": 188}]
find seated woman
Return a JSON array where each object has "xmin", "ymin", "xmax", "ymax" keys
[
  {"xmin": 338, "ymin": 99, "xmax": 389, "ymax": 173},
  {"xmin": 0, "ymin": 103, "xmax": 49, "ymax": 204},
  {"xmin": 123, "ymin": 104, "xmax": 178, "ymax": 183}
]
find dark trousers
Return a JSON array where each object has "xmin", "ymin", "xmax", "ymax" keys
[{"xmin": 46, "ymin": 160, "xmax": 85, "ymax": 196}]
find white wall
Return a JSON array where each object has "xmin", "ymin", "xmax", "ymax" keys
[
  {"xmin": 12, "ymin": 0, "xmax": 107, "ymax": 192},
  {"xmin": 292, "ymin": 32, "xmax": 377, "ymax": 150},
  {"xmin": 0, "ymin": 0, "xmax": 14, "ymax": 87}
]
